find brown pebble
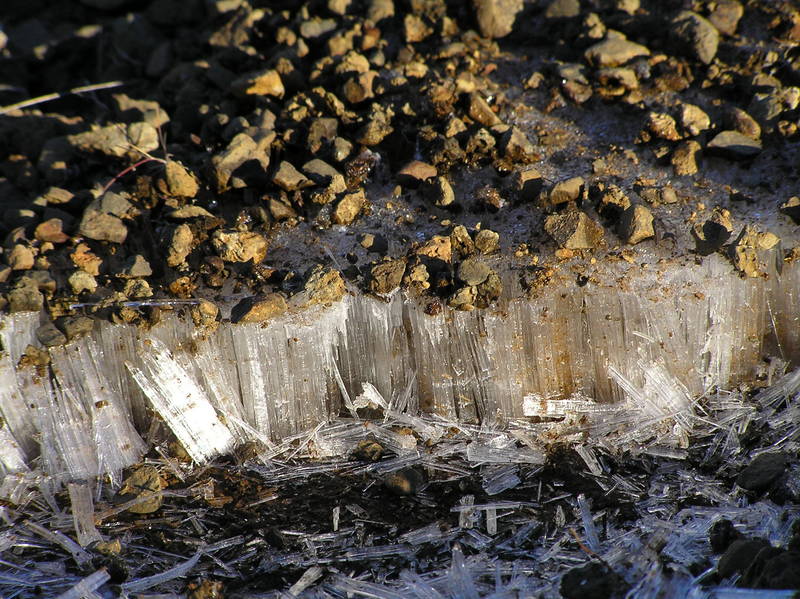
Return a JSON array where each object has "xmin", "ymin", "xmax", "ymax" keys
[
  {"xmin": 118, "ymin": 465, "xmax": 165, "ymax": 514},
  {"xmin": 547, "ymin": 177, "xmax": 585, "ymax": 209},
  {"xmin": 618, "ymin": 204, "xmax": 655, "ymax": 245},
  {"xmin": 342, "ymin": 71, "xmax": 377, "ymax": 104},
  {"xmin": 211, "ymin": 230, "xmax": 268, "ymax": 263},
  {"xmin": 468, "ymin": 92, "xmax": 502, "ymax": 127},
  {"xmin": 370, "ymin": 258, "xmax": 407, "ymax": 294},
  {"xmin": 231, "ymin": 69, "xmax": 285, "ymax": 98},
  {"xmin": 451, "ymin": 225, "xmax": 476, "ymax": 258},
  {"xmin": 293, "ymin": 266, "xmax": 346, "ymax": 306},
  {"xmin": 384, "ymin": 467, "xmax": 426, "ymax": 495},
  {"xmin": 164, "ymin": 160, "xmax": 200, "ymax": 198},
  {"xmin": 7, "ymin": 244, "xmax": 35, "ymax": 271},
  {"xmin": 692, "ymin": 207, "xmax": 733, "ymax": 255},
  {"xmin": 475, "ymin": 229, "xmax": 500, "ymax": 254},
  {"xmin": 70, "ymin": 243, "xmax": 103, "ymax": 276},
  {"xmin": 671, "ymin": 140, "xmax": 701, "ymax": 176},
  {"xmin": 334, "ymin": 189, "xmax": 367, "ymax": 225},
  {"xmin": 544, "ymin": 210, "xmax": 605, "ymax": 249},
  {"xmin": 353, "ymin": 439, "xmax": 384, "ymax": 462},
  {"xmin": 416, "ymin": 235, "xmax": 452, "ymax": 263},
  {"xmin": 272, "ymin": 161, "xmax": 313, "ymax": 192},
  {"xmin": 166, "ymin": 224, "xmax": 194, "ymax": 267},
  {"xmin": 397, "ymin": 160, "xmax": 437, "ymax": 187},
  {"xmin": 647, "ymin": 112, "xmax": 681, "ymax": 141},
  {"xmin": 34, "ymin": 218, "xmax": 69, "ymax": 243},
  {"xmin": 728, "ymin": 226, "xmax": 761, "ymax": 277},
  {"xmin": 232, "ymin": 293, "xmax": 288, "ymax": 323}
]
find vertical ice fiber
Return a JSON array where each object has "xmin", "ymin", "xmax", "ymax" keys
[
  {"xmin": 67, "ymin": 482, "xmax": 102, "ymax": 547},
  {"xmin": 232, "ymin": 300, "xmax": 348, "ymax": 440},
  {"xmin": 50, "ymin": 340, "xmax": 146, "ymax": 475},
  {"xmin": 0, "ymin": 256, "xmax": 795, "ymax": 477},
  {"xmin": 0, "ymin": 416, "xmax": 27, "ymax": 475}
]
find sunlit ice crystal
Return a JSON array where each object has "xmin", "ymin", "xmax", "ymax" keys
[{"xmin": 0, "ymin": 253, "xmax": 796, "ymax": 479}]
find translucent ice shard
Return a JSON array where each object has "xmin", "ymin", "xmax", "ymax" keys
[
  {"xmin": 607, "ymin": 358, "xmax": 696, "ymax": 448},
  {"xmin": 330, "ymin": 575, "xmax": 409, "ymax": 599},
  {"xmin": 67, "ymin": 482, "xmax": 102, "ymax": 547},
  {"xmin": 0, "ymin": 351, "xmax": 38, "ymax": 461},
  {"xmin": 0, "ymin": 418, "xmax": 27, "ymax": 475},
  {"xmin": 523, "ymin": 393, "xmax": 619, "ymax": 418},
  {"xmin": 397, "ymin": 523, "xmax": 448, "ymax": 546},
  {"xmin": 24, "ymin": 520, "xmax": 92, "ymax": 566},
  {"xmin": 120, "ymin": 551, "xmax": 201, "ymax": 593},
  {"xmin": 756, "ymin": 366, "xmax": 800, "ymax": 410},
  {"xmin": 54, "ymin": 568, "xmax": 110, "ymax": 599},
  {"xmin": 126, "ymin": 339, "xmax": 234, "ymax": 463},
  {"xmin": 37, "ymin": 383, "xmax": 100, "ymax": 480},
  {"xmin": 287, "ymin": 566, "xmax": 323, "ymax": 596},
  {"xmin": 466, "ymin": 441, "xmax": 545, "ymax": 464},
  {"xmin": 481, "ymin": 465, "xmax": 522, "ymax": 495},
  {"xmin": 577, "ymin": 493, "xmax": 600, "ymax": 553},
  {"xmin": 448, "ymin": 544, "xmax": 480, "ymax": 599}
]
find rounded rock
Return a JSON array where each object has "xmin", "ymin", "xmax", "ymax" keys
[{"xmin": 457, "ymin": 258, "xmax": 491, "ymax": 286}]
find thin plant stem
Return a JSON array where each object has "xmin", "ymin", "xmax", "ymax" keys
[{"xmin": 100, "ymin": 157, "xmax": 159, "ymax": 195}]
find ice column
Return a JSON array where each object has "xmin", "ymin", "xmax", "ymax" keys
[{"xmin": 232, "ymin": 300, "xmax": 348, "ymax": 440}]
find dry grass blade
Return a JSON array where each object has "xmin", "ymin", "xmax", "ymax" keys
[{"xmin": 0, "ymin": 81, "xmax": 125, "ymax": 115}]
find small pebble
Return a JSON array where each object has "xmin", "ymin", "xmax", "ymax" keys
[{"xmin": 384, "ymin": 467, "xmax": 426, "ymax": 495}]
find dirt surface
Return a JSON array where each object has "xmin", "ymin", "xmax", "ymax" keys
[
  {"xmin": 2, "ymin": 0, "xmax": 800, "ymax": 324},
  {"xmin": 1, "ymin": 0, "xmax": 800, "ymax": 596}
]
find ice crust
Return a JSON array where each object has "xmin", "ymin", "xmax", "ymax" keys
[{"xmin": 0, "ymin": 256, "xmax": 796, "ymax": 480}]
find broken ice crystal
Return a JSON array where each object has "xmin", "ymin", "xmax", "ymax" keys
[{"xmin": 126, "ymin": 339, "xmax": 234, "ymax": 463}]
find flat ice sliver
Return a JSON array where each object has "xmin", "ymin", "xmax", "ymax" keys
[{"xmin": 126, "ymin": 338, "xmax": 235, "ymax": 463}]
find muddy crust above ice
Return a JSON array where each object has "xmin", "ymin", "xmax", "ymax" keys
[{"xmin": 1, "ymin": 0, "xmax": 800, "ymax": 326}]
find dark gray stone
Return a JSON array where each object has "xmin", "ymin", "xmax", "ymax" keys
[
  {"xmin": 709, "ymin": 519, "xmax": 741, "ymax": 553},
  {"xmin": 56, "ymin": 316, "xmax": 95, "ymax": 341},
  {"xmin": 707, "ymin": 131, "xmax": 762, "ymax": 160},
  {"xmin": 36, "ymin": 322, "xmax": 67, "ymax": 347},
  {"xmin": 560, "ymin": 561, "xmax": 620, "ymax": 599},
  {"xmin": 78, "ymin": 209, "xmax": 128, "ymax": 243},
  {"xmin": 671, "ymin": 11, "xmax": 719, "ymax": 65},
  {"xmin": 718, "ymin": 538, "xmax": 771, "ymax": 578},
  {"xmin": 737, "ymin": 452, "xmax": 787, "ymax": 493}
]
